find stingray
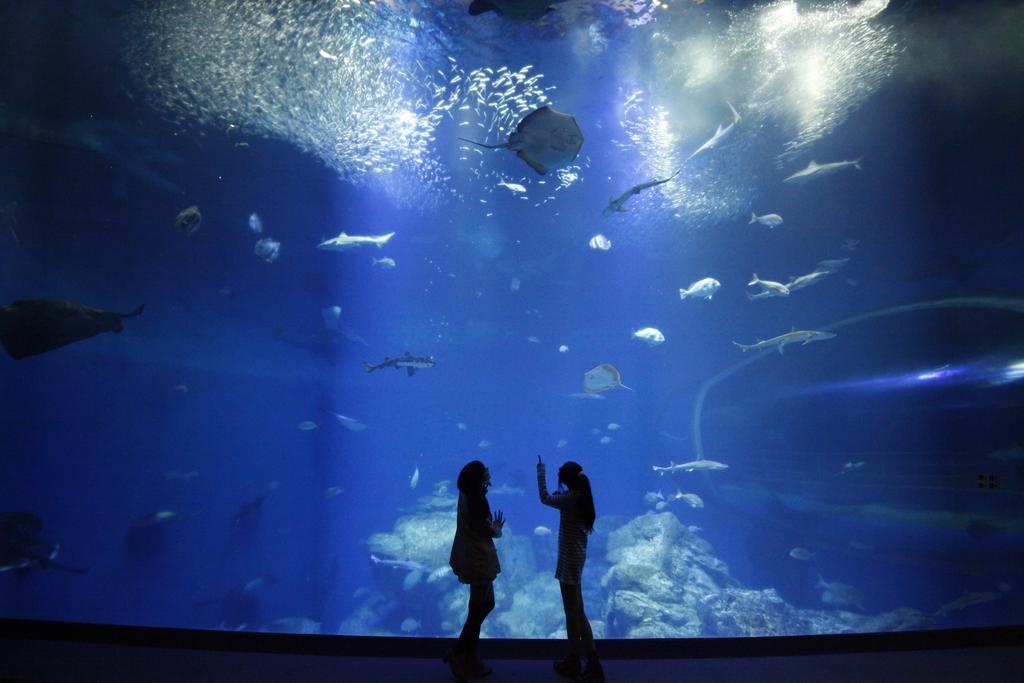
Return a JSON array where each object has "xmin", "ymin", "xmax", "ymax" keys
[
  {"xmin": 458, "ymin": 106, "xmax": 583, "ymax": 175},
  {"xmin": 583, "ymin": 364, "xmax": 633, "ymax": 393},
  {"xmin": 0, "ymin": 511, "xmax": 87, "ymax": 574},
  {"xmin": 0, "ymin": 299, "xmax": 144, "ymax": 359}
]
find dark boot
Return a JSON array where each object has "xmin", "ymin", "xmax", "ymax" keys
[
  {"xmin": 579, "ymin": 654, "xmax": 605, "ymax": 683},
  {"xmin": 443, "ymin": 646, "xmax": 468, "ymax": 682},
  {"xmin": 554, "ymin": 653, "xmax": 582, "ymax": 678}
]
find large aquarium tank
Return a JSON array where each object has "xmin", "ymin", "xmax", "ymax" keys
[{"xmin": 2, "ymin": 0, "xmax": 1022, "ymax": 640}]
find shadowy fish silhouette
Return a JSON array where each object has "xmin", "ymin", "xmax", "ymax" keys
[{"xmin": 0, "ymin": 299, "xmax": 144, "ymax": 359}]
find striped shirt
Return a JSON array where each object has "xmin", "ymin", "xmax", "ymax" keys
[{"xmin": 537, "ymin": 463, "xmax": 588, "ymax": 585}]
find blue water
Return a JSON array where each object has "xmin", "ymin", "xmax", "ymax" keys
[{"xmin": 1, "ymin": 0, "xmax": 1023, "ymax": 637}]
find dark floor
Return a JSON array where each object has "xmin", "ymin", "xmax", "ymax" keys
[{"xmin": 2, "ymin": 638, "xmax": 1024, "ymax": 683}]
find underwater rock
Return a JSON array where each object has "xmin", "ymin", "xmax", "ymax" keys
[
  {"xmin": 601, "ymin": 512, "xmax": 932, "ymax": 638},
  {"xmin": 366, "ymin": 510, "xmax": 455, "ymax": 594},
  {"xmin": 491, "ymin": 575, "xmax": 569, "ymax": 638}
]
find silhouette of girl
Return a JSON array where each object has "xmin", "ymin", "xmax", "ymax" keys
[
  {"xmin": 537, "ymin": 455, "xmax": 603, "ymax": 682},
  {"xmin": 446, "ymin": 460, "xmax": 505, "ymax": 681}
]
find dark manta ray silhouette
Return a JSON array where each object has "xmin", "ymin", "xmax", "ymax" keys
[
  {"xmin": 0, "ymin": 299, "xmax": 144, "ymax": 359},
  {"xmin": 0, "ymin": 511, "xmax": 87, "ymax": 574},
  {"xmin": 458, "ymin": 106, "xmax": 583, "ymax": 175}
]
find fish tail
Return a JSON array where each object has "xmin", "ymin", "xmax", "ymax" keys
[
  {"xmin": 363, "ymin": 361, "xmax": 375, "ymax": 373},
  {"xmin": 122, "ymin": 304, "xmax": 145, "ymax": 318},
  {"xmin": 619, "ymin": 383, "xmax": 635, "ymax": 392},
  {"xmin": 748, "ymin": 273, "xmax": 759, "ymax": 286},
  {"xmin": 732, "ymin": 341, "xmax": 750, "ymax": 352},
  {"xmin": 854, "ymin": 157, "xmax": 863, "ymax": 170},
  {"xmin": 749, "ymin": 212, "xmax": 757, "ymax": 224},
  {"xmin": 457, "ymin": 137, "xmax": 506, "ymax": 150}
]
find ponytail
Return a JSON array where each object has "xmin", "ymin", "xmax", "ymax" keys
[{"xmin": 558, "ymin": 461, "xmax": 596, "ymax": 533}]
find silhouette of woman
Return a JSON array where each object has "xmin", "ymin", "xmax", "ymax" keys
[
  {"xmin": 445, "ymin": 460, "xmax": 505, "ymax": 681},
  {"xmin": 537, "ymin": 455, "xmax": 603, "ymax": 682}
]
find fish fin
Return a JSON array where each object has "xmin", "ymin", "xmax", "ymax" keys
[
  {"xmin": 778, "ymin": 345, "xmax": 785, "ymax": 356},
  {"xmin": 122, "ymin": 304, "xmax": 145, "ymax": 318},
  {"xmin": 516, "ymin": 150, "xmax": 547, "ymax": 175},
  {"xmin": 726, "ymin": 101, "xmax": 740, "ymax": 123},
  {"xmin": 407, "ymin": 367, "xmax": 416, "ymax": 377},
  {"xmin": 808, "ymin": 160, "xmax": 818, "ymax": 167},
  {"xmin": 457, "ymin": 136, "xmax": 506, "ymax": 149},
  {"xmin": 749, "ymin": 212, "xmax": 757, "ymax": 224},
  {"xmin": 854, "ymin": 157, "xmax": 863, "ymax": 170}
]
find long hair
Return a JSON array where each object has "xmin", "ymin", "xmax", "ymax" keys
[
  {"xmin": 558, "ymin": 461, "xmax": 595, "ymax": 533},
  {"xmin": 457, "ymin": 460, "xmax": 491, "ymax": 532}
]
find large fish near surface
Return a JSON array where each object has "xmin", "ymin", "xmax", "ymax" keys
[
  {"xmin": 784, "ymin": 158, "xmax": 862, "ymax": 184},
  {"xmin": 317, "ymin": 231, "xmax": 394, "ymax": 251},
  {"xmin": 686, "ymin": 102, "xmax": 741, "ymax": 162},
  {"xmin": 458, "ymin": 106, "xmax": 583, "ymax": 175},
  {"xmin": 468, "ymin": 0, "xmax": 563, "ymax": 20},
  {"xmin": 0, "ymin": 299, "xmax": 144, "ymax": 359},
  {"xmin": 652, "ymin": 459, "xmax": 729, "ymax": 475}
]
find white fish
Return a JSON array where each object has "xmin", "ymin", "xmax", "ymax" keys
[
  {"xmin": 478, "ymin": 440, "xmax": 492, "ymax": 449},
  {"xmin": 785, "ymin": 270, "xmax": 832, "ymax": 291},
  {"xmin": 456, "ymin": 422, "xmax": 468, "ymax": 431},
  {"xmin": 248, "ymin": 212, "xmax": 263, "ymax": 234},
  {"xmin": 400, "ymin": 617, "xmax": 421, "ymax": 633},
  {"xmin": 427, "ymin": 566, "xmax": 453, "ymax": 583},
  {"xmin": 318, "ymin": 48, "xmax": 338, "ymax": 61},
  {"xmin": 402, "ymin": 570, "xmax": 423, "ymax": 590},
  {"xmin": 498, "ymin": 180, "xmax": 527, "ymax": 193},
  {"xmin": 534, "ymin": 525, "xmax": 551, "ymax": 536},
  {"xmin": 632, "ymin": 327, "xmax": 666, "ymax": 346},
  {"xmin": 589, "ymin": 234, "xmax": 612, "ymax": 251},
  {"xmin": 784, "ymin": 158, "xmax": 863, "ymax": 184},
  {"xmin": 747, "ymin": 274, "xmax": 790, "ymax": 299},
  {"xmin": 838, "ymin": 461, "xmax": 866, "ymax": 475},
  {"xmin": 655, "ymin": 501, "xmax": 668, "ymax": 511},
  {"xmin": 749, "ymin": 212, "xmax": 783, "ymax": 228},
  {"xmin": 733, "ymin": 328, "xmax": 836, "ymax": 354},
  {"xmin": 372, "ymin": 257, "xmax": 396, "ymax": 268},
  {"xmin": 599, "ymin": 436, "xmax": 612, "ymax": 445},
  {"xmin": 583, "ymin": 364, "xmax": 633, "ymax": 393},
  {"xmin": 321, "ymin": 306, "xmax": 342, "ymax": 331},
  {"xmin": 318, "ymin": 231, "xmax": 395, "ymax": 251},
  {"xmin": 558, "ymin": 344, "xmax": 569, "ymax": 353},
  {"xmin": 671, "ymin": 490, "xmax": 704, "ymax": 508},
  {"xmin": 330, "ymin": 412, "xmax": 367, "ymax": 432},
  {"xmin": 644, "ymin": 490, "xmax": 664, "ymax": 504},
  {"xmin": 607, "ymin": 423, "xmax": 621, "ymax": 431},
  {"xmin": 510, "ymin": 277, "xmax": 521, "ymax": 292},
  {"xmin": 568, "ymin": 392, "xmax": 605, "ymax": 400},
  {"xmin": 556, "ymin": 439, "xmax": 568, "ymax": 448},
  {"xmin": 652, "ymin": 459, "xmax": 728, "ymax": 475},
  {"xmin": 816, "ymin": 575, "xmax": 864, "ymax": 610},
  {"xmin": 254, "ymin": 238, "xmax": 280, "ymax": 263},
  {"xmin": 679, "ymin": 278, "xmax": 721, "ymax": 301},
  {"xmin": 409, "ymin": 466, "xmax": 420, "ymax": 489},
  {"xmin": 527, "ymin": 336, "xmax": 540, "ymax": 343},
  {"xmin": 789, "ymin": 547, "xmax": 815, "ymax": 561},
  {"xmin": 297, "ymin": 421, "xmax": 318, "ymax": 431},
  {"xmin": 987, "ymin": 444, "xmax": 1024, "ymax": 461},
  {"xmin": 816, "ymin": 258, "xmax": 850, "ymax": 273},
  {"xmin": 687, "ymin": 101, "xmax": 741, "ymax": 161}
]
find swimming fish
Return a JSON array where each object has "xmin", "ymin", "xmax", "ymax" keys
[
  {"xmin": 498, "ymin": 180, "xmax": 527, "ymax": 193},
  {"xmin": 671, "ymin": 490, "xmax": 704, "ymax": 508},
  {"xmin": 363, "ymin": 353, "xmax": 436, "ymax": 376},
  {"xmin": 330, "ymin": 412, "xmax": 367, "ymax": 432},
  {"xmin": 632, "ymin": 327, "xmax": 666, "ymax": 346},
  {"xmin": 644, "ymin": 490, "xmax": 664, "ymax": 504},
  {"xmin": 533, "ymin": 525, "xmax": 552, "ymax": 536},
  {"xmin": 0, "ymin": 299, "xmax": 144, "ymax": 359},
  {"xmin": 409, "ymin": 466, "xmax": 419, "ymax": 490},
  {"xmin": 317, "ymin": 231, "xmax": 395, "ymax": 251},
  {"xmin": 372, "ymin": 257, "xmax": 396, "ymax": 268},
  {"xmin": 174, "ymin": 205, "xmax": 201, "ymax": 237},
  {"xmin": 816, "ymin": 575, "xmax": 864, "ymax": 610},
  {"xmin": 478, "ymin": 440, "xmax": 492, "ymax": 449},
  {"xmin": 732, "ymin": 328, "xmax": 836, "ymax": 355},
  {"xmin": 599, "ymin": 436, "xmax": 612, "ymax": 445},
  {"xmin": 233, "ymin": 495, "xmax": 266, "ymax": 527},
  {"xmin": 747, "ymin": 274, "xmax": 790, "ymax": 299},
  {"xmin": 789, "ymin": 547, "xmax": 815, "ymax": 561},
  {"xmin": 559, "ymin": 344, "xmax": 569, "ymax": 353},
  {"xmin": 749, "ymin": 212, "xmax": 783, "ymax": 228},
  {"xmin": 568, "ymin": 392, "xmax": 605, "ymax": 400},
  {"xmin": 583, "ymin": 364, "xmax": 633, "ymax": 393},
  {"xmin": 588, "ymin": 234, "xmax": 612, "ymax": 251},
  {"xmin": 652, "ymin": 459, "xmax": 729, "ymax": 475},
  {"xmin": 686, "ymin": 102, "xmax": 741, "ymax": 162},
  {"xmin": 838, "ymin": 460, "xmax": 866, "ymax": 475},
  {"xmin": 400, "ymin": 617, "xmax": 421, "ymax": 633},
  {"xmin": 607, "ymin": 423, "xmax": 621, "ymax": 431},
  {"xmin": 934, "ymin": 591, "xmax": 999, "ymax": 617},
  {"xmin": 785, "ymin": 270, "xmax": 832, "ymax": 291},
  {"xmin": 602, "ymin": 170, "xmax": 680, "ymax": 218},
  {"xmin": 784, "ymin": 158, "xmax": 863, "ymax": 184},
  {"xmin": 248, "ymin": 212, "xmax": 263, "ymax": 234},
  {"xmin": 253, "ymin": 237, "xmax": 280, "ymax": 263},
  {"xmin": 679, "ymin": 278, "xmax": 721, "ymax": 301},
  {"xmin": 468, "ymin": 0, "xmax": 560, "ymax": 21},
  {"xmin": 816, "ymin": 258, "xmax": 850, "ymax": 273},
  {"xmin": 297, "ymin": 421, "xmax": 318, "ymax": 431},
  {"xmin": 458, "ymin": 106, "xmax": 583, "ymax": 175}
]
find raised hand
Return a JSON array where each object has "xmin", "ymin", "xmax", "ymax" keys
[{"xmin": 491, "ymin": 510, "xmax": 505, "ymax": 530}]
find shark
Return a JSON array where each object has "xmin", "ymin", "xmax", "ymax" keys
[
  {"xmin": 785, "ymin": 270, "xmax": 833, "ymax": 291},
  {"xmin": 363, "ymin": 352, "xmax": 436, "ymax": 376},
  {"xmin": 784, "ymin": 158, "xmax": 862, "ymax": 184},
  {"xmin": 686, "ymin": 102, "xmax": 741, "ymax": 162},
  {"xmin": 601, "ymin": 170, "xmax": 680, "ymax": 218},
  {"xmin": 652, "ymin": 459, "xmax": 729, "ymax": 475},
  {"xmin": 733, "ymin": 328, "xmax": 836, "ymax": 354},
  {"xmin": 317, "ymin": 231, "xmax": 395, "ymax": 251}
]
